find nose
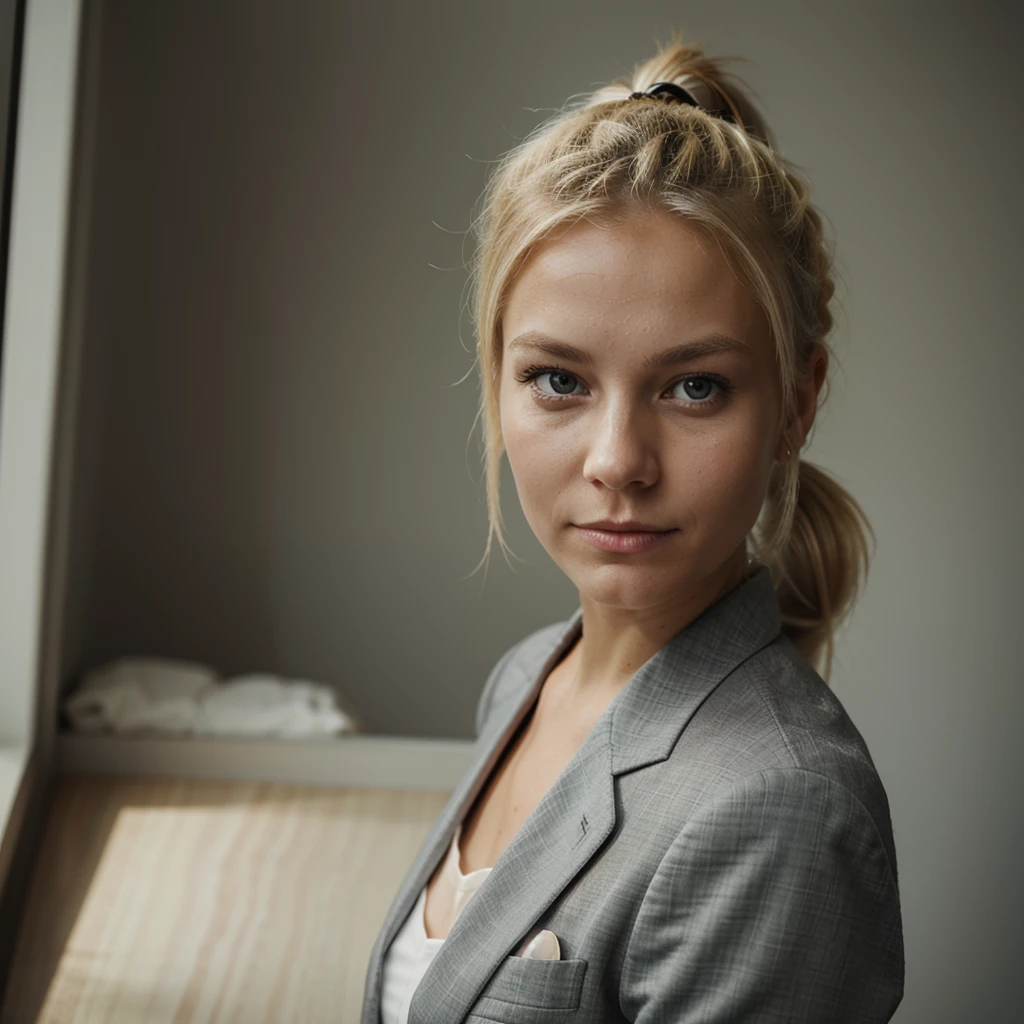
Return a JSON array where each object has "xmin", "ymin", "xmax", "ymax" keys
[{"xmin": 581, "ymin": 400, "xmax": 659, "ymax": 491}]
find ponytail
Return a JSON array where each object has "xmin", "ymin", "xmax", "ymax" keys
[{"xmin": 754, "ymin": 458, "xmax": 875, "ymax": 682}]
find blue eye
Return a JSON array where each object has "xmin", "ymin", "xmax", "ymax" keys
[
  {"xmin": 673, "ymin": 376, "xmax": 720, "ymax": 403},
  {"xmin": 526, "ymin": 369, "xmax": 585, "ymax": 398}
]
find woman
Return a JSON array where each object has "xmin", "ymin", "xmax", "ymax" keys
[{"xmin": 362, "ymin": 30, "xmax": 904, "ymax": 1024}]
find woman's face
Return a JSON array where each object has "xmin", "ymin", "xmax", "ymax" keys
[{"xmin": 499, "ymin": 204, "xmax": 785, "ymax": 611}]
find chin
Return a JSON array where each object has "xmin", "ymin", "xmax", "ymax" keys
[{"xmin": 561, "ymin": 559, "xmax": 690, "ymax": 606}]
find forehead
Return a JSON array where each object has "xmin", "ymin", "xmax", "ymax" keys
[{"xmin": 503, "ymin": 205, "xmax": 768, "ymax": 353}]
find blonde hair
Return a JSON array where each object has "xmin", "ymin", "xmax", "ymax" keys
[{"xmin": 466, "ymin": 29, "xmax": 874, "ymax": 681}]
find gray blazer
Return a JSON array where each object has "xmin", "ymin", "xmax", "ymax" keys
[{"xmin": 361, "ymin": 565, "xmax": 904, "ymax": 1023}]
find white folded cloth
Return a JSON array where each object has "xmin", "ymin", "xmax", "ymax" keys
[
  {"xmin": 515, "ymin": 928, "xmax": 562, "ymax": 959},
  {"xmin": 63, "ymin": 657, "xmax": 215, "ymax": 735},
  {"xmin": 62, "ymin": 657, "xmax": 363, "ymax": 738},
  {"xmin": 193, "ymin": 674, "xmax": 352, "ymax": 738}
]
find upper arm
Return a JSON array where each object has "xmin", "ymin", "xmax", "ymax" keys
[
  {"xmin": 619, "ymin": 767, "xmax": 904, "ymax": 1023},
  {"xmin": 474, "ymin": 638, "xmax": 525, "ymax": 739}
]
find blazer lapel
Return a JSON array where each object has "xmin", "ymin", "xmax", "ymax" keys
[
  {"xmin": 361, "ymin": 608, "xmax": 584, "ymax": 1024},
  {"xmin": 406, "ymin": 564, "xmax": 782, "ymax": 1024}
]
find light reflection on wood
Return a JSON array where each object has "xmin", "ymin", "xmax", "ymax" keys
[{"xmin": 1, "ymin": 775, "xmax": 448, "ymax": 1023}]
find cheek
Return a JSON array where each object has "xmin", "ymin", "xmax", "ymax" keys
[
  {"xmin": 502, "ymin": 407, "xmax": 562, "ymax": 496},
  {"xmin": 499, "ymin": 394, "xmax": 579, "ymax": 538},
  {"xmin": 676, "ymin": 419, "xmax": 775, "ymax": 531}
]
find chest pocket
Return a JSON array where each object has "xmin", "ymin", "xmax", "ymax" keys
[{"xmin": 467, "ymin": 954, "xmax": 588, "ymax": 1023}]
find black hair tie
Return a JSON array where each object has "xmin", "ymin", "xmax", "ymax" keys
[{"xmin": 628, "ymin": 80, "xmax": 737, "ymax": 124}]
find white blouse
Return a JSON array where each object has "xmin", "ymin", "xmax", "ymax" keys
[{"xmin": 380, "ymin": 822, "xmax": 492, "ymax": 1024}]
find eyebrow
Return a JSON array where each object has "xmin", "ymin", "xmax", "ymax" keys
[{"xmin": 506, "ymin": 329, "xmax": 749, "ymax": 369}]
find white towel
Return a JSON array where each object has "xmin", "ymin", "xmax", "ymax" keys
[
  {"xmin": 62, "ymin": 657, "xmax": 362, "ymax": 738},
  {"xmin": 194, "ymin": 674, "xmax": 351, "ymax": 738},
  {"xmin": 63, "ymin": 657, "xmax": 215, "ymax": 735}
]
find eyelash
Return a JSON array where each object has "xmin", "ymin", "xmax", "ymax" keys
[{"xmin": 513, "ymin": 364, "xmax": 735, "ymax": 410}]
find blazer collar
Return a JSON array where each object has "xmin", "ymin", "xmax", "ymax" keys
[
  {"xmin": 370, "ymin": 563, "xmax": 781, "ymax": 1024},
  {"xmin": 609, "ymin": 561, "xmax": 781, "ymax": 774}
]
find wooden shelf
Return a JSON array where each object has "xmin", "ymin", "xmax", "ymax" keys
[{"xmin": 56, "ymin": 731, "xmax": 476, "ymax": 791}]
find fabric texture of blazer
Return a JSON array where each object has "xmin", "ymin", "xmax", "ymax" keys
[{"xmin": 361, "ymin": 564, "xmax": 905, "ymax": 1023}]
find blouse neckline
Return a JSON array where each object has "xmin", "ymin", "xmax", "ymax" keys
[{"xmin": 418, "ymin": 823, "xmax": 493, "ymax": 945}]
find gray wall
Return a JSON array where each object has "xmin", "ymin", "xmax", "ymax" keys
[{"xmin": 58, "ymin": 1, "xmax": 1020, "ymax": 1019}]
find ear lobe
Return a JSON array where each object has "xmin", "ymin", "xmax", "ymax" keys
[{"xmin": 773, "ymin": 433, "xmax": 794, "ymax": 464}]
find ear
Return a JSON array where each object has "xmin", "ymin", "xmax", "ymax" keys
[{"xmin": 775, "ymin": 344, "xmax": 828, "ymax": 461}]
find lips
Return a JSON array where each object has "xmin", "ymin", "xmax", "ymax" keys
[
  {"xmin": 572, "ymin": 524, "xmax": 678, "ymax": 553},
  {"xmin": 576, "ymin": 520, "xmax": 673, "ymax": 533}
]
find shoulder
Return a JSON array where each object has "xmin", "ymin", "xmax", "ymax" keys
[
  {"xmin": 619, "ymin": 757, "xmax": 905, "ymax": 1022},
  {"xmin": 474, "ymin": 617, "xmax": 573, "ymax": 737},
  {"xmin": 678, "ymin": 631, "xmax": 900, "ymax": 884},
  {"xmin": 618, "ymin": 640, "xmax": 905, "ymax": 1019}
]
